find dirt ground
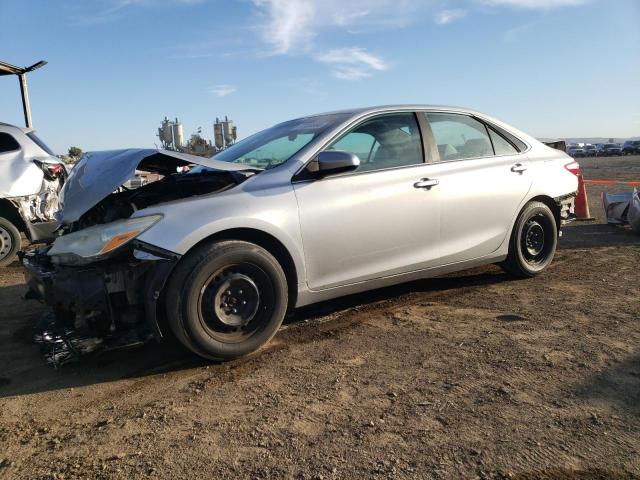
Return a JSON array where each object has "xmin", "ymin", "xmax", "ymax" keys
[{"xmin": 1, "ymin": 155, "xmax": 639, "ymax": 480}]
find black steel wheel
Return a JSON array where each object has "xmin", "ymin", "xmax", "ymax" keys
[
  {"xmin": 0, "ymin": 217, "xmax": 21, "ymax": 267},
  {"xmin": 501, "ymin": 201, "xmax": 558, "ymax": 278},
  {"xmin": 165, "ymin": 240, "xmax": 288, "ymax": 360}
]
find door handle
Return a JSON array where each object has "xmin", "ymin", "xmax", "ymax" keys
[
  {"xmin": 511, "ymin": 163, "xmax": 528, "ymax": 173},
  {"xmin": 414, "ymin": 178, "xmax": 439, "ymax": 189}
]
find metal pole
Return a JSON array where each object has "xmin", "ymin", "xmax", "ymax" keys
[{"xmin": 18, "ymin": 73, "xmax": 32, "ymax": 128}]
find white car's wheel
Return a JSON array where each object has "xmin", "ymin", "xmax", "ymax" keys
[{"xmin": 0, "ymin": 217, "xmax": 21, "ymax": 267}]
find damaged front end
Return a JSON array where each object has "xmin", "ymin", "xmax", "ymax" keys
[
  {"xmin": 23, "ymin": 241, "xmax": 179, "ymax": 366},
  {"xmin": 22, "ymin": 148, "xmax": 260, "ymax": 365}
]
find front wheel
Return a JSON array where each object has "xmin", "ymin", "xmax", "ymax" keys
[
  {"xmin": 165, "ymin": 240, "xmax": 288, "ymax": 360},
  {"xmin": 501, "ymin": 201, "xmax": 558, "ymax": 278},
  {"xmin": 0, "ymin": 217, "xmax": 21, "ymax": 267}
]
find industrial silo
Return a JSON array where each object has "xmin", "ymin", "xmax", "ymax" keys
[{"xmin": 172, "ymin": 118, "xmax": 184, "ymax": 148}]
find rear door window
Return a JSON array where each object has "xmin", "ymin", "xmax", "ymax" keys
[{"xmin": 425, "ymin": 113, "xmax": 493, "ymax": 161}]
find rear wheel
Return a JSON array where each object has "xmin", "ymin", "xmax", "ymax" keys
[
  {"xmin": 0, "ymin": 217, "xmax": 21, "ymax": 267},
  {"xmin": 501, "ymin": 201, "xmax": 557, "ymax": 278},
  {"xmin": 165, "ymin": 240, "xmax": 288, "ymax": 360}
]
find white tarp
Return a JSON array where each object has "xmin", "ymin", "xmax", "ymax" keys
[
  {"xmin": 628, "ymin": 189, "xmax": 640, "ymax": 234},
  {"xmin": 601, "ymin": 188, "xmax": 640, "ymax": 234}
]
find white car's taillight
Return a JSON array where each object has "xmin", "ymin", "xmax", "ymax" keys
[
  {"xmin": 33, "ymin": 160, "xmax": 66, "ymax": 180},
  {"xmin": 564, "ymin": 160, "xmax": 581, "ymax": 176}
]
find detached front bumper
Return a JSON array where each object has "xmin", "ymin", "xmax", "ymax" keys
[
  {"xmin": 556, "ymin": 193, "xmax": 576, "ymax": 225},
  {"xmin": 21, "ymin": 241, "xmax": 180, "ymax": 364}
]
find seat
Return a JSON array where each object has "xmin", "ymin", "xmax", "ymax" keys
[
  {"xmin": 463, "ymin": 138, "xmax": 492, "ymax": 158},
  {"xmin": 438, "ymin": 144, "xmax": 459, "ymax": 161}
]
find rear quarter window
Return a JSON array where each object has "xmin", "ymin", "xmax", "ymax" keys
[
  {"xmin": 488, "ymin": 128, "xmax": 519, "ymax": 156},
  {"xmin": 0, "ymin": 132, "xmax": 21, "ymax": 153}
]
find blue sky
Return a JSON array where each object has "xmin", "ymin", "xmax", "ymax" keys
[{"xmin": 1, "ymin": 0, "xmax": 639, "ymax": 154}]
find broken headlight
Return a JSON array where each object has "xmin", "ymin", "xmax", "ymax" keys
[{"xmin": 48, "ymin": 215, "xmax": 162, "ymax": 264}]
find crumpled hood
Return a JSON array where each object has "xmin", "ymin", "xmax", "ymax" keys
[{"xmin": 57, "ymin": 148, "xmax": 259, "ymax": 225}]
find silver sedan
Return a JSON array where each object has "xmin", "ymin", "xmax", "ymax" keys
[{"xmin": 24, "ymin": 105, "xmax": 579, "ymax": 364}]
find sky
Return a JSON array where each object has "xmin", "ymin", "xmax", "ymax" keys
[{"xmin": 0, "ymin": 0, "xmax": 639, "ymax": 154}]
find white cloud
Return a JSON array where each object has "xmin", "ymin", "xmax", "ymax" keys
[
  {"xmin": 479, "ymin": 0, "xmax": 590, "ymax": 9},
  {"xmin": 315, "ymin": 47, "xmax": 388, "ymax": 80},
  {"xmin": 250, "ymin": 0, "xmax": 403, "ymax": 79},
  {"xmin": 435, "ymin": 9, "xmax": 468, "ymax": 25},
  {"xmin": 233, "ymin": 0, "xmax": 592, "ymax": 79},
  {"xmin": 71, "ymin": 0, "xmax": 205, "ymax": 25},
  {"xmin": 252, "ymin": 0, "xmax": 317, "ymax": 54},
  {"xmin": 209, "ymin": 85, "xmax": 237, "ymax": 97},
  {"xmin": 251, "ymin": 0, "xmax": 424, "ymax": 55}
]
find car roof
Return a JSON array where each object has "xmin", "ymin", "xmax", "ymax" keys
[
  {"xmin": 0, "ymin": 122, "xmax": 32, "ymax": 134},
  {"xmin": 293, "ymin": 104, "xmax": 486, "ymax": 122}
]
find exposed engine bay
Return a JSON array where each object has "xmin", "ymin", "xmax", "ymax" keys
[{"xmin": 65, "ymin": 168, "xmax": 252, "ymax": 232}]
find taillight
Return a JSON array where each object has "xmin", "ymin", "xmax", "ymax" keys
[
  {"xmin": 46, "ymin": 164, "xmax": 65, "ymax": 177},
  {"xmin": 564, "ymin": 160, "xmax": 581, "ymax": 176},
  {"xmin": 33, "ymin": 160, "xmax": 66, "ymax": 180}
]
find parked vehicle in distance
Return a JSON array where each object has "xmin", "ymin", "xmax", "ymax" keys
[
  {"xmin": 23, "ymin": 105, "xmax": 579, "ymax": 364},
  {"xmin": 597, "ymin": 143, "xmax": 623, "ymax": 156},
  {"xmin": 583, "ymin": 144, "xmax": 597, "ymax": 157},
  {"xmin": 566, "ymin": 144, "xmax": 586, "ymax": 157},
  {"xmin": 622, "ymin": 140, "xmax": 640, "ymax": 155},
  {"xmin": 0, "ymin": 123, "xmax": 67, "ymax": 266}
]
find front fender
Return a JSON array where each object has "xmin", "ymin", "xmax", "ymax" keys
[{"xmin": 135, "ymin": 184, "xmax": 307, "ymax": 287}]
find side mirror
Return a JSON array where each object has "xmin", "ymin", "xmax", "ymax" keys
[{"xmin": 307, "ymin": 150, "xmax": 360, "ymax": 178}]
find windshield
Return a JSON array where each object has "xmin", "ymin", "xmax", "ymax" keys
[
  {"xmin": 604, "ymin": 144, "xmax": 618, "ymax": 148},
  {"xmin": 210, "ymin": 113, "xmax": 350, "ymax": 169},
  {"xmin": 27, "ymin": 132, "xmax": 56, "ymax": 156},
  {"xmin": 585, "ymin": 145, "xmax": 595, "ymax": 150}
]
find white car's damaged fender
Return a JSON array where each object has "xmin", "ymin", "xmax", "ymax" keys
[{"xmin": 0, "ymin": 123, "xmax": 67, "ymax": 266}]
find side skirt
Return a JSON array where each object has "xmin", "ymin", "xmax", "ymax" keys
[{"xmin": 295, "ymin": 253, "xmax": 507, "ymax": 308}]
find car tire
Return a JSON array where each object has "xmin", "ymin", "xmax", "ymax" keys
[
  {"xmin": 165, "ymin": 240, "xmax": 289, "ymax": 360},
  {"xmin": 0, "ymin": 217, "xmax": 21, "ymax": 267},
  {"xmin": 501, "ymin": 201, "xmax": 558, "ymax": 278}
]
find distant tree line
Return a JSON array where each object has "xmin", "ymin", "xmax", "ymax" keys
[{"xmin": 60, "ymin": 146, "xmax": 83, "ymax": 165}]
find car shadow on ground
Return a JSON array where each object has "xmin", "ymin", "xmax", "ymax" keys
[
  {"xmin": 1, "ymin": 222, "xmax": 636, "ymax": 399},
  {"xmin": 0, "ymin": 267, "xmax": 508, "ymax": 399},
  {"xmin": 573, "ymin": 353, "xmax": 640, "ymax": 417},
  {"xmin": 510, "ymin": 467, "xmax": 635, "ymax": 480},
  {"xmin": 560, "ymin": 222, "xmax": 640, "ymax": 249}
]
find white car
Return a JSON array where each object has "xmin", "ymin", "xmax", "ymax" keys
[{"xmin": 0, "ymin": 122, "xmax": 67, "ymax": 266}]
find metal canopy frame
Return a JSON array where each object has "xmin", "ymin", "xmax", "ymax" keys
[{"xmin": 0, "ymin": 59, "xmax": 47, "ymax": 128}]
